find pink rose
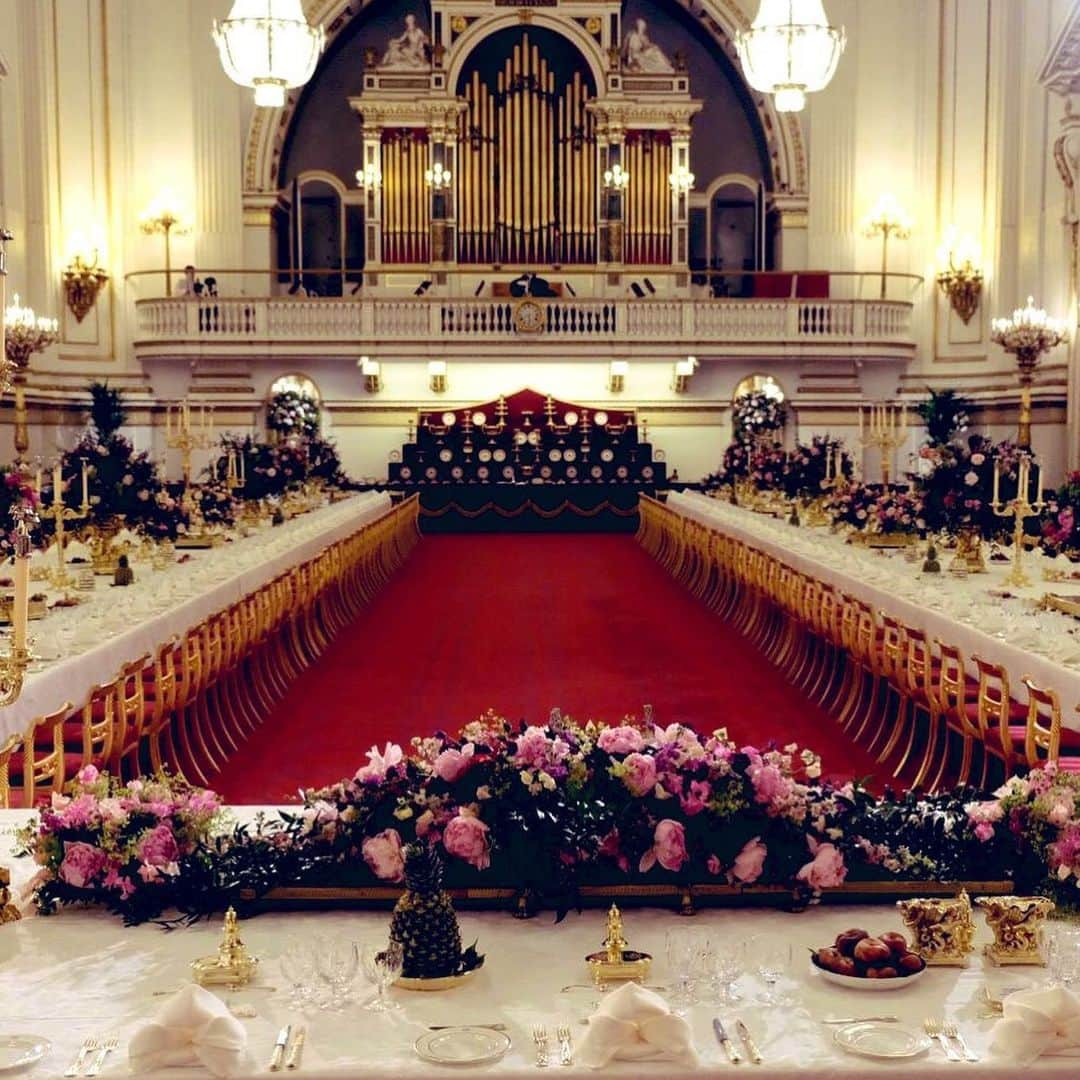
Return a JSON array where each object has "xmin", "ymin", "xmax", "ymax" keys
[
  {"xmin": 639, "ymin": 819, "xmax": 689, "ymax": 874},
  {"xmin": 796, "ymin": 840, "xmax": 847, "ymax": 889},
  {"xmin": 434, "ymin": 743, "xmax": 475, "ymax": 783},
  {"xmin": 415, "ymin": 809, "xmax": 435, "ymax": 838},
  {"xmin": 355, "ymin": 742, "xmax": 404, "ymax": 783},
  {"xmin": 76, "ymin": 764, "xmax": 99, "ymax": 786},
  {"xmin": 599, "ymin": 829, "xmax": 629, "ymax": 874},
  {"xmin": 1048, "ymin": 800, "xmax": 1073, "ymax": 828},
  {"xmin": 621, "ymin": 753, "xmax": 657, "ymax": 797},
  {"xmin": 706, "ymin": 854, "xmax": 721, "ymax": 876},
  {"xmin": 680, "ymin": 779, "xmax": 711, "ymax": 817},
  {"xmin": 443, "ymin": 812, "xmax": 491, "ymax": 870},
  {"xmin": 138, "ymin": 823, "xmax": 180, "ymax": 868},
  {"xmin": 730, "ymin": 837, "xmax": 767, "ymax": 885},
  {"xmin": 362, "ymin": 828, "xmax": 405, "ymax": 882},
  {"xmin": 597, "ymin": 726, "xmax": 646, "ymax": 755},
  {"xmin": 58, "ymin": 841, "xmax": 109, "ymax": 889},
  {"xmin": 973, "ymin": 821, "xmax": 995, "ymax": 842}
]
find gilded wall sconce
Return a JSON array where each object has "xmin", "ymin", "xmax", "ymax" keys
[
  {"xmin": 360, "ymin": 355, "xmax": 382, "ymax": 394},
  {"xmin": 62, "ymin": 248, "xmax": 109, "ymax": 322},
  {"xmin": 936, "ymin": 229, "xmax": 983, "ymax": 324},
  {"xmin": 428, "ymin": 359, "xmax": 448, "ymax": 394}
]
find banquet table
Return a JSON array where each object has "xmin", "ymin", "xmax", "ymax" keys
[
  {"xmin": 0, "ymin": 812, "xmax": 1076, "ymax": 1079},
  {"xmin": 0, "ymin": 492, "xmax": 392, "ymax": 740},
  {"xmin": 665, "ymin": 491, "xmax": 1080, "ymax": 732}
]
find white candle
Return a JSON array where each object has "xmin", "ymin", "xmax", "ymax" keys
[
  {"xmin": 208, "ymin": 406, "xmax": 215, "ymax": 436},
  {"xmin": 81, "ymin": 459, "xmax": 89, "ymax": 508},
  {"xmin": 1036, "ymin": 461, "xmax": 1043, "ymax": 505},
  {"xmin": 239, "ymin": 451, "xmax": 245, "ymax": 483},
  {"xmin": 12, "ymin": 547, "xmax": 28, "ymax": 654},
  {"xmin": 34, "ymin": 468, "xmax": 42, "ymax": 496},
  {"xmin": 858, "ymin": 406, "xmax": 864, "ymax": 441},
  {"xmin": 182, "ymin": 400, "xmax": 190, "ymax": 429},
  {"xmin": 52, "ymin": 463, "xmax": 62, "ymax": 505},
  {"xmin": 993, "ymin": 459, "xmax": 1000, "ymax": 506}
]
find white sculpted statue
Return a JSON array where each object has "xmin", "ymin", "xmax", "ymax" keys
[
  {"xmin": 622, "ymin": 18, "xmax": 674, "ymax": 74},
  {"xmin": 381, "ymin": 13, "xmax": 430, "ymax": 69}
]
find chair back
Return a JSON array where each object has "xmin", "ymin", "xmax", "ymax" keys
[{"xmin": 1021, "ymin": 678, "xmax": 1062, "ymax": 767}]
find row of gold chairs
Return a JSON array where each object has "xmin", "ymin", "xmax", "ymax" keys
[
  {"xmin": 638, "ymin": 497, "xmax": 1080, "ymax": 790},
  {"xmin": 0, "ymin": 497, "xmax": 419, "ymax": 806}
]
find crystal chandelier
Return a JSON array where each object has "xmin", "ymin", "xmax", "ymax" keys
[
  {"xmin": 213, "ymin": 0, "xmax": 325, "ymax": 108},
  {"xmin": 736, "ymin": 1, "xmax": 846, "ymax": 113},
  {"xmin": 4, "ymin": 293, "xmax": 58, "ymax": 390}
]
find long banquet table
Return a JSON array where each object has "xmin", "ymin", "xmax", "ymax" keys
[
  {"xmin": 0, "ymin": 811, "xmax": 1075, "ymax": 1079},
  {"xmin": 665, "ymin": 491, "xmax": 1080, "ymax": 732},
  {"xmin": 0, "ymin": 492, "xmax": 392, "ymax": 741}
]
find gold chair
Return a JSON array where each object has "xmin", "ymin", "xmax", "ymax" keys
[
  {"xmin": 0, "ymin": 733, "xmax": 22, "ymax": 809},
  {"xmin": 11, "ymin": 701, "xmax": 76, "ymax": 807},
  {"xmin": 1020, "ymin": 679, "xmax": 1080, "ymax": 771},
  {"xmin": 110, "ymin": 655, "xmax": 151, "ymax": 779},
  {"xmin": 966, "ymin": 656, "xmax": 1026, "ymax": 788}
]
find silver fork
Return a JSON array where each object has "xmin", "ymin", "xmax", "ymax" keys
[
  {"xmin": 532, "ymin": 1024, "xmax": 550, "ymax": 1069},
  {"xmin": 943, "ymin": 1021, "xmax": 979, "ymax": 1062},
  {"xmin": 556, "ymin": 1024, "xmax": 573, "ymax": 1067},
  {"xmin": 924, "ymin": 1018, "xmax": 961, "ymax": 1063},
  {"xmin": 64, "ymin": 1038, "xmax": 97, "ymax": 1078},
  {"xmin": 84, "ymin": 1036, "xmax": 118, "ymax": 1077}
]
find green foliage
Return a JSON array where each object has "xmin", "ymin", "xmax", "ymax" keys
[
  {"xmin": 88, "ymin": 381, "xmax": 127, "ymax": 442},
  {"xmin": 915, "ymin": 388, "xmax": 971, "ymax": 447}
]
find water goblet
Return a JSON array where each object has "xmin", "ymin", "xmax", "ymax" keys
[
  {"xmin": 361, "ymin": 938, "xmax": 404, "ymax": 1012},
  {"xmin": 1047, "ymin": 926, "xmax": 1080, "ymax": 988},
  {"xmin": 665, "ymin": 928, "xmax": 701, "ymax": 1014},
  {"xmin": 708, "ymin": 937, "xmax": 745, "ymax": 1005},
  {"xmin": 315, "ymin": 935, "xmax": 359, "ymax": 1011},
  {"xmin": 280, "ymin": 938, "xmax": 318, "ymax": 1009},
  {"xmin": 750, "ymin": 936, "xmax": 792, "ymax": 1005}
]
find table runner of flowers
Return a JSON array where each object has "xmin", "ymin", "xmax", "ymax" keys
[{"xmin": 17, "ymin": 715, "xmax": 1080, "ymax": 926}]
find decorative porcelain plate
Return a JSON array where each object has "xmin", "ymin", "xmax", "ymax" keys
[
  {"xmin": 389, "ymin": 449, "xmax": 401, "ymax": 462},
  {"xmin": 591, "ymin": 465, "xmax": 603, "ymax": 479},
  {"xmin": 478, "ymin": 449, "xmax": 492, "ymax": 462},
  {"xmin": 600, "ymin": 449, "xmax": 614, "ymax": 462},
  {"xmin": 616, "ymin": 466, "xmax": 628, "ymax": 479},
  {"xmin": 527, "ymin": 430, "xmax": 541, "ymax": 446},
  {"xmin": 477, "ymin": 466, "xmax": 490, "ymax": 481},
  {"xmin": 451, "ymin": 466, "xmax": 463, "ymax": 479},
  {"xmin": 441, "ymin": 411, "xmax": 456, "ymax": 426},
  {"xmin": 564, "ymin": 410, "xmax": 578, "ymax": 426},
  {"xmin": 439, "ymin": 449, "xmax": 453, "ymax": 463},
  {"xmin": 472, "ymin": 411, "xmax": 487, "ymax": 426},
  {"xmin": 0, "ymin": 1036, "xmax": 50, "ymax": 1074},
  {"xmin": 400, "ymin": 466, "xmax": 412, "ymax": 480},
  {"xmin": 594, "ymin": 410, "xmax": 609, "ymax": 426},
  {"xmin": 833, "ymin": 1022, "xmax": 931, "ymax": 1060},
  {"xmin": 502, "ymin": 466, "xmax": 514, "ymax": 479},
  {"xmin": 654, "ymin": 450, "xmax": 666, "ymax": 461},
  {"xmin": 563, "ymin": 448, "xmax": 577, "ymax": 462},
  {"xmin": 540, "ymin": 466, "xmax": 553, "ymax": 479},
  {"xmin": 414, "ymin": 1026, "xmax": 511, "ymax": 1066},
  {"xmin": 641, "ymin": 466, "xmax": 654, "ymax": 479},
  {"xmin": 425, "ymin": 467, "xmax": 438, "ymax": 480},
  {"xmin": 566, "ymin": 466, "xmax": 578, "ymax": 479},
  {"xmin": 549, "ymin": 449, "xmax": 563, "ymax": 462},
  {"xmin": 514, "ymin": 431, "xmax": 527, "ymax": 446},
  {"xmin": 492, "ymin": 448, "xmax": 507, "ymax": 463}
]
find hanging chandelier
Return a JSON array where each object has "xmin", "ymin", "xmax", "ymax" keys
[
  {"xmin": 736, "ymin": 0, "xmax": 846, "ymax": 113},
  {"xmin": 212, "ymin": 0, "xmax": 325, "ymax": 108}
]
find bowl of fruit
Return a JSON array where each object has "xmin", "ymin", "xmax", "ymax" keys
[{"xmin": 811, "ymin": 929, "xmax": 926, "ymax": 990}]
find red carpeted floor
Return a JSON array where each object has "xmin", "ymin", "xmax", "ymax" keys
[{"xmin": 213, "ymin": 534, "xmax": 881, "ymax": 803}]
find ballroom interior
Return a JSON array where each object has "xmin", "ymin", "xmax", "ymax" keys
[{"xmin": 2, "ymin": 1, "xmax": 1080, "ymax": 1075}]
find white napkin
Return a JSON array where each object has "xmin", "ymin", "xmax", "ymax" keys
[
  {"xmin": 989, "ymin": 986, "xmax": 1080, "ymax": 1064},
  {"xmin": 576, "ymin": 982, "xmax": 697, "ymax": 1069},
  {"xmin": 128, "ymin": 984, "xmax": 248, "ymax": 1078}
]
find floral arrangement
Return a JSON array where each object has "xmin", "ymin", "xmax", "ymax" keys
[
  {"xmin": 267, "ymin": 391, "xmax": 320, "ymax": 440},
  {"xmin": 0, "ymin": 467, "xmax": 41, "ymax": 554},
  {"xmin": 1041, "ymin": 472, "xmax": 1080, "ymax": 557},
  {"xmin": 732, "ymin": 390, "xmax": 786, "ymax": 445},
  {"xmin": 307, "ymin": 436, "xmax": 351, "ymax": 489},
  {"xmin": 219, "ymin": 435, "xmax": 309, "ymax": 501},
  {"xmin": 18, "ymin": 767, "xmax": 224, "ymax": 925},
  {"xmin": 190, "ymin": 481, "xmax": 239, "ymax": 529},
  {"xmin": 915, "ymin": 388, "xmax": 971, "ymax": 447},
  {"xmin": 826, "ymin": 483, "xmax": 926, "ymax": 535}
]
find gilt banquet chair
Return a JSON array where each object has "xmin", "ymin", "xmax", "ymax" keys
[
  {"xmin": 967, "ymin": 656, "xmax": 1026, "ymax": 788},
  {"xmin": 11, "ymin": 701, "xmax": 77, "ymax": 807},
  {"xmin": 0, "ymin": 733, "xmax": 22, "ymax": 809},
  {"xmin": 1020, "ymin": 679, "xmax": 1080, "ymax": 771}
]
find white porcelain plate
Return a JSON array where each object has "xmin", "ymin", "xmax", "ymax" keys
[
  {"xmin": 0, "ymin": 1036, "xmax": 50, "ymax": 1073},
  {"xmin": 414, "ymin": 1027, "xmax": 511, "ymax": 1066},
  {"xmin": 811, "ymin": 956, "xmax": 926, "ymax": 991},
  {"xmin": 833, "ymin": 1022, "xmax": 930, "ymax": 1060}
]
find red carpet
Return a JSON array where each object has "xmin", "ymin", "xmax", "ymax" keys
[{"xmin": 214, "ymin": 534, "xmax": 881, "ymax": 802}]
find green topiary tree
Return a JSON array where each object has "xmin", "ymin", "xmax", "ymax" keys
[{"xmin": 88, "ymin": 381, "xmax": 127, "ymax": 442}]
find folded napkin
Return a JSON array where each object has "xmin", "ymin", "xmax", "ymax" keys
[
  {"xmin": 576, "ymin": 982, "xmax": 697, "ymax": 1070},
  {"xmin": 990, "ymin": 986, "xmax": 1080, "ymax": 1064},
  {"xmin": 128, "ymin": 984, "xmax": 248, "ymax": 1078}
]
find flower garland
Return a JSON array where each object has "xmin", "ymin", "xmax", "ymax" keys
[
  {"xmin": 825, "ymin": 483, "xmax": 926, "ymax": 535},
  {"xmin": 267, "ymin": 391, "xmax": 320, "ymax": 440},
  {"xmin": 18, "ymin": 717, "xmax": 1080, "ymax": 924}
]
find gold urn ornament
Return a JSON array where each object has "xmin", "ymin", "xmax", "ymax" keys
[
  {"xmin": 191, "ymin": 907, "xmax": 258, "ymax": 987},
  {"xmin": 896, "ymin": 889, "xmax": 976, "ymax": 967},
  {"xmin": 0, "ymin": 866, "xmax": 21, "ymax": 923},
  {"xmin": 585, "ymin": 904, "xmax": 652, "ymax": 984},
  {"xmin": 976, "ymin": 895, "xmax": 1055, "ymax": 966}
]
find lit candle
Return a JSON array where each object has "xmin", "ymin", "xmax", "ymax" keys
[
  {"xmin": 993, "ymin": 459, "xmax": 1000, "ymax": 506},
  {"xmin": 208, "ymin": 406, "xmax": 215, "ymax": 436},
  {"xmin": 12, "ymin": 540, "xmax": 28, "ymax": 655},
  {"xmin": 81, "ymin": 458, "xmax": 89, "ymax": 508},
  {"xmin": 34, "ymin": 467, "xmax": 42, "ymax": 496},
  {"xmin": 900, "ymin": 404, "xmax": 908, "ymax": 433},
  {"xmin": 182, "ymin": 400, "xmax": 190, "ymax": 429},
  {"xmin": 1036, "ymin": 461, "xmax": 1043, "ymax": 505},
  {"xmin": 239, "ymin": 451, "xmax": 245, "ymax": 483},
  {"xmin": 859, "ymin": 406, "xmax": 865, "ymax": 441},
  {"xmin": 52, "ymin": 463, "xmax": 62, "ymax": 506},
  {"xmin": 165, "ymin": 405, "xmax": 172, "ymax": 439}
]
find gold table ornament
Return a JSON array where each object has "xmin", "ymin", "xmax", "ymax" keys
[
  {"xmin": 0, "ymin": 865, "xmax": 21, "ymax": 923},
  {"xmin": 896, "ymin": 889, "xmax": 976, "ymax": 966},
  {"xmin": 191, "ymin": 907, "xmax": 258, "ymax": 987},
  {"xmin": 585, "ymin": 903, "xmax": 652, "ymax": 984},
  {"xmin": 976, "ymin": 895, "xmax": 1054, "ymax": 966}
]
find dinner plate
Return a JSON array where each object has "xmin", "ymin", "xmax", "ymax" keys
[
  {"xmin": 478, "ymin": 449, "xmax": 492, "ymax": 462},
  {"xmin": 439, "ymin": 449, "xmax": 453, "ymax": 463},
  {"xmin": 833, "ymin": 1022, "xmax": 930, "ymax": 1060},
  {"xmin": 0, "ymin": 1036, "xmax": 50, "ymax": 1073},
  {"xmin": 414, "ymin": 1027, "xmax": 511, "ymax": 1066},
  {"xmin": 472, "ymin": 411, "xmax": 486, "ymax": 426},
  {"xmin": 564, "ymin": 411, "xmax": 578, "ymax": 426},
  {"xmin": 600, "ymin": 449, "xmax": 614, "ymax": 462}
]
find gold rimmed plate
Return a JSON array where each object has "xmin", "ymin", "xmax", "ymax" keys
[
  {"xmin": 414, "ymin": 1025, "xmax": 510, "ymax": 1065},
  {"xmin": 0, "ymin": 1036, "xmax": 50, "ymax": 1074},
  {"xmin": 833, "ymin": 1022, "xmax": 930, "ymax": 1060}
]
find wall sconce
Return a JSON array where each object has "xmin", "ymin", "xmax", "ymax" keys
[
  {"xmin": 424, "ymin": 162, "xmax": 452, "ymax": 191},
  {"xmin": 360, "ymin": 355, "xmax": 382, "ymax": 393},
  {"xmin": 668, "ymin": 166, "xmax": 695, "ymax": 194},
  {"xmin": 608, "ymin": 359, "xmax": 628, "ymax": 393},
  {"xmin": 602, "ymin": 163, "xmax": 630, "ymax": 191},
  {"xmin": 355, "ymin": 162, "xmax": 382, "ymax": 189},
  {"xmin": 62, "ymin": 235, "xmax": 109, "ymax": 322},
  {"xmin": 428, "ymin": 359, "xmax": 448, "ymax": 394},
  {"xmin": 673, "ymin": 355, "xmax": 697, "ymax": 394},
  {"xmin": 935, "ymin": 227, "xmax": 983, "ymax": 324}
]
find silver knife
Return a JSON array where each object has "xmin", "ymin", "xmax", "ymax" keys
[
  {"xmin": 269, "ymin": 1024, "xmax": 291, "ymax": 1072},
  {"xmin": 735, "ymin": 1019, "xmax": 762, "ymax": 1064},
  {"xmin": 713, "ymin": 1018, "xmax": 742, "ymax": 1064}
]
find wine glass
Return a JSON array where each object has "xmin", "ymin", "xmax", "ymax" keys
[
  {"xmin": 707, "ymin": 936, "xmax": 745, "ymax": 1005},
  {"xmin": 1046, "ymin": 926, "xmax": 1080, "ymax": 988},
  {"xmin": 750, "ymin": 935, "xmax": 792, "ymax": 1005},
  {"xmin": 279, "ymin": 937, "xmax": 319, "ymax": 1009},
  {"xmin": 315, "ymin": 936, "xmax": 359, "ymax": 1011},
  {"xmin": 665, "ymin": 928, "xmax": 703, "ymax": 1014},
  {"xmin": 361, "ymin": 939, "xmax": 404, "ymax": 1012}
]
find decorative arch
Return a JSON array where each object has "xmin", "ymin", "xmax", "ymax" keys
[
  {"xmin": 704, "ymin": 171, "xmax": 759, "ymax": 201},
  {"xmin": 243, "ymin": 0, "xmax": 807, "ymax": 199}
]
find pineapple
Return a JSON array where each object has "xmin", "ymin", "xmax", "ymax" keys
[{"xmin": 390, "ymin": 843, "xmax": 463, "ymax": 979}]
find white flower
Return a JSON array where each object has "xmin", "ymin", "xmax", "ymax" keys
[
  {"xmin": 538, "ymin": 771, "xmax": 556, "ymax": 791},
  {"xmin": 519, "ymin": 769, "xmax": 534, "ymax": 786},
  {"xmin": 964, "ymin": 471, "xmax": 979, "ymax": 486}
]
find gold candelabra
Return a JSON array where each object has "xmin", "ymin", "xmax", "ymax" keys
[
  {"xmin": 223, "ymin": 447, "xmax": 246, "ymax": 492},
  {"xmin": 165, "ymin": 400, "xmax": 214, "ymax": 486},
  {"xmin": 991, "ymin": 452, "xmax": 1044, "ymax": 588},
  {"xmin": 45, "ymin": 461, "xmax": 89, "ymax": 592},
  {"xmin": 861, "ymin": 193, "xmax": 912, "ymax": 300},
  {"xmin": 0, "ymin": 504, "xmax": 37, "ymax": 707},
  {"xmin": 4, "ymin": 292, "xmax": 59, "ymax": 467},
  {"xmin": 857, "ymin": 402, "xmax": 908, "ymax": 486},
  {"xmin": 138, "ymin": 190, "xmax": 192, "ymax": 296}
]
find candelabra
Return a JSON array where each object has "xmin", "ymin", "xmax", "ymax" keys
[
  {"xmin": 138, "ymin": 190, "xmax": 192, "ymax": 295},
  {"xmin": 0, "ymin": 504, "xmax": 37, "ymax": 707},
  {"xmin": 223, "ymin": 447, "xmax": 246, "ymax": 492},
  {"xmin": 4, "ymin": 292, "xmax": 59, "ymax": 466},
  {"xmin": 45, "ymin": 462, "xmax": 89, "ymax": 592},
  {"xmin": 991, "ymin": 453, "xmax": 1044, "ymax": 589},
  {"xmin": 990, "ymin": 296, "xmax": 1069, "ymax": 449},
  {"xmin": 165, "ymin": 400, "xmax": 214, "ymax": 486},
  {"xmin": 862, "ymin": 194, "xmax": 912, "ymax": 299},
  {"xmin": 857, "ymin": 402, "xmax": 908, "ymax": 487}
]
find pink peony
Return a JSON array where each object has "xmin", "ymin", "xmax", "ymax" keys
[
  {"xmin": 512, "ymin": 727, "xmax": 570, "ymax": 770},
  {"xmin": 597, "ymin": 726, "xmax": 646, "ymax": 755},
  {"xmin": 973, "ymin": 821, "xmax": 995, "ymax": 842},
  {"xmin": 434, "ymin": 743, "xmax": 475, "ymax": 783},
  {"xmin": 639, "ymin": 819, "xmax": 689, "ymax": 874},
  {"xmin": 730, "ymin": 837, "xmax": 767, "ymax": 884},
  {"xmin": 706, "ymin": 854, "xmax": 722, "ymax": 876},
  {"xmin": 443, "ymin": 812, "xmax": 491, "ymax": 870},
  {"xmin": 138, "ymin": 823, "xmax": 180, "ymax": 868},
  {"xmin": 76, "ymin": 764, "xmax": 99, "ymax": 786},
  {"xmin": 621, "ymin": 753, "xmax": 658, "ymax": 797},
  {"xmin": 1047, "ymin": 800, "xmax": 1073, "ymax": 828},
  {"xmin": 58, "ymin": 841, "xmax": 109, "ymax": 889},
  {"xmin": 362, "ymin": 828, "xmax": 405, "ymax": 882},
  {"xmin": 599, "ymin": 829, "xmax": 629, "ymax": 874},
  {"xmin": 355, "ymin": 742, "xmax": 404, "ymax": 783},
  {"xmin": 796, "ymin": 839, "xmax": 847, "ymax": 889},
  {"xmin": 680, "ymin": 779, "xmax": 711, "ymax": 817}
]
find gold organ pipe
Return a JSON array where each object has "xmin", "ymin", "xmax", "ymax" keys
[
  {"xmin": 511, "ymin": 45, "xmax": 519, "ymax": 261},
  {"xmin": 486, "ymin": 87, "xmax": 494, "ymax": 259},
  {"xmin": 523, "ymin": 41, "xmax": 531, "ymax": 263},
  {"xmin": 497, "ymin": 70, "xmax": 505, "ymax": 262}
]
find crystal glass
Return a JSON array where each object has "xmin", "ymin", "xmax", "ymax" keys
[
  {"xmin": 361, "ymin": 938, "xmax": 404, "ymax": 1012},
  {"xmin": 666, "ymin": 928, "xmax": 707, "ymax": 1014},
  {"xmin": 707, "ymin": 936, "xmax": 745, "ymax": 1005},
  {"xmin": 315, "ymin": 935, "xmax": 359, "ymax": 1011},
  {"xmin": 280, "ymin": 937, "xmax": 319, "ymax": 1009},
  {"xmin": 750, "ymin": 935, "xmax": 792, "ymax": 1005},
  {"xmin": 1046, "ymin": 926, "xmax": 1080, "ymax": 988}
]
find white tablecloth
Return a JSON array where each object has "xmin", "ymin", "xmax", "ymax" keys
[
  {"xmin": 666, "ymin": 491, "xmax": 1080, "ymax": 731},
  {"xmin": 0, "ymin": 493, "xmax": 392, "ymax": 740},
  {"xmin": 0, "ymin": 809, "xmax": 1075, "ymax": 1078}
]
